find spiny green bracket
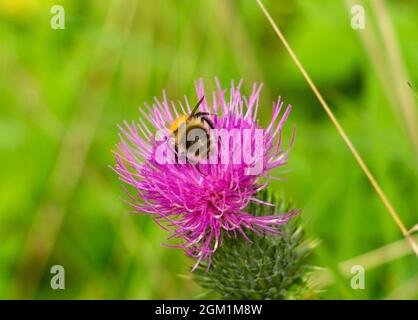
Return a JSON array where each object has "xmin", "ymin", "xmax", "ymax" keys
[{"xmin": 194, "ymin": 190, "xmax": 315, "ymax": 300}]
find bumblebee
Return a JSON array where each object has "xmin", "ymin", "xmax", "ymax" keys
[{"xmin": 169, "ymin": 96, "xmax": 215, "ymax": 164}]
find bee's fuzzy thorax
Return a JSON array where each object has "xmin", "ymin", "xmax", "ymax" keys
[{"xmin": 169, "ymin": 115, "xmax": 189, "ymax": 132}]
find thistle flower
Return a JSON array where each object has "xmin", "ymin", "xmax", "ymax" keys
[{"xmin": 113, "ymin": 78, "xmax": 299, "ymax": 269}]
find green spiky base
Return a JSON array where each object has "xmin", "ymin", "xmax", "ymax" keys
[{"xmin": 194, "ymin": 190, "xmax": 314, "ymax": 300}]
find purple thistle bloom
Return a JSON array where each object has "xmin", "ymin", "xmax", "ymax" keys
[{"xmin": 113, "ymin": 79, "xmax": 299, "ymax": 270}]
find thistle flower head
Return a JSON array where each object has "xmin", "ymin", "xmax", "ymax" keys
[{"xmin": 113, "ymin": 78, "xmax": 299, "ymax": 269}]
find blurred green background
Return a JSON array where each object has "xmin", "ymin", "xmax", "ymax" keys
[{"xmin": 1, "ymin": 0, "xmax": 417, "ymax": 299}]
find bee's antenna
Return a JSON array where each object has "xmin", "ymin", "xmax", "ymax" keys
[{"xmin": 190, "ymin": 96, "xmax": 205, "ymax": 117}]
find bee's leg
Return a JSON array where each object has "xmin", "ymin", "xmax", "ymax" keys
[
  {"xmin": 174, "ymin": 143, "xmax": 178, "ymax": 164},
  {"xmin": 201, "ymin": 116, "xmax": 215, "ymax": 129},
  {"xmin": 174, "ymin": 142, "xmax": 184, "ymax": 166},
  {"xmin": 195, "ymin": 162, "xmax": 208, "ymax": 176},
  {"xmin": 203, "ymin": 116, "xmax": 223, "ymax": 154},
  {"xmin": 194, "ymin": 112, "xmax": 210, "ymax": 117}
]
